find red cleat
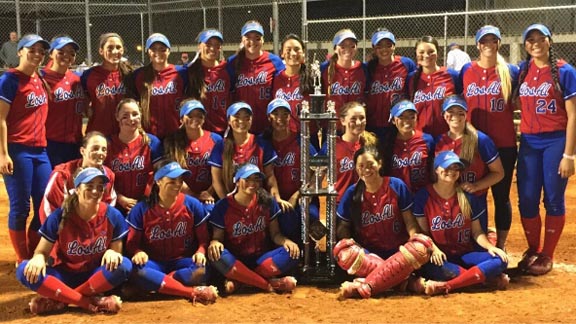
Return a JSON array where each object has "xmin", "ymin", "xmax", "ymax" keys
[
  {"xmin": 339, "ymin": 279, "xmax": 363, "ymax": 298},
  {"xmin": 93, "ymin": 295, "xmax": 122, "ymax": 313},
  {"xmin": 29, "ymin": 296, "xmax": 66, "ymax": 315},
  {"xmin": 269, "ymin": 276, "xmax": 297, "ymax": 293},
  {"xmin": 527, "ymin": 254, "xmax": 553, "ymax": 276},
  {"xmin": 485, "ymin": 273, "xmax": 510, "ymax": 290},
  {"xmin": 191, "ymin": 286, "xmax": 218, "ymax": 304},
  {"xmin": 424, "ymin": 280, "xmax": 449, "ymax": 296},
  {"xmin": 518, "ymin": 250, "xmax": 539, "ymax": 272}
]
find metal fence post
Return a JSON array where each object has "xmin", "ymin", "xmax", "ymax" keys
[
  {"xmin": 15, "ymin": 0, "xmax": 21, "ymax": 37},
  {"xmin": 273, "ymin": 1, "xmax": 279, "ymax": 55},
  {"xmin": 443, "ymin": 14, "xmax": 448, "ymax": 66},
  {"xmin": 148, "ymin": 0, "xmax": 153, "ymax": 35},
  {"xmin": 218, "ymin": 0, "xmax": 223, "ymax": 37},
  {"xmin": 362, "ymin": 0, "xmax": 366, "ymax": 60},
  {"xmin": 85, "ymin": 0, "xmax": 92, "ymax": 65},
  {"xmin": 140, "ymin": 12, "xmax": 145, "ymax": 65},
  {"xmin": 464, "ymin": 0, "xmax": 469, "ymax": 52}
]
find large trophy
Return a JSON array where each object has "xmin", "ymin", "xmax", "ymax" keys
[{"xmin": 299, "ymin": 55, "xmax": 338, "ymax": 283}]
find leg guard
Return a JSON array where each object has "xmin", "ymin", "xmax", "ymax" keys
[{"xmin": 333, "ymin": 238, "xmax": 384, "ymax": 277}]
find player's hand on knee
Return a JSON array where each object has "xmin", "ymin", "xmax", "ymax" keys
[
  {"xmin": 193, "ymin": 252, "xmax": 206, "ymax": 266},
  {"xmin": 487, "ymin": 246, "xmax": 508, "ymax": 263},
  {"xmin": 277, "ymin": 198, "xmax": 294, "ymax": 213},
  {"xmin": 102, "ymin": 249, "xmax": 123, "ymax": 271},
  {"xmin": 131, "ymin": 251, "xmax": 149, "ymax": 266},
  {"xmin": 284, "ymin": 240, "xmax": 300, "ymax": 259},
  {"xmin": 208, "ymin": 240, "xmax": 224, "ymax": 262},
  {"xmin": 24, "ymin": 254, "xmax": 46, "ymax": 284},
  {"xmin": 430, "ymin": 246, "xmax": 446, "ymax": 266}
]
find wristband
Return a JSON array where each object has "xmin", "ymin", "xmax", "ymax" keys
[{"xmin": 563, "ymin": 153, "xmax": 575, "ymax": 160}]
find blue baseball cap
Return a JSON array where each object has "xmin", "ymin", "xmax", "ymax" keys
[
  {"xmin": 475, "ymin": 25, "xmax": 501, "ymax": 43},
  {"xmin": 180, "ymin": 100, "xmax": 206, "ymax": 118},
  {"xmin": 442, "ymin": 95, "xmax": 468, "ymax": 113},
  {"xmin": 145, "ymin": 33, "xmax": 171, "ymax": 51},
  {"xmin": 522, "ymin": 23, "xmax": 552, "ymax": 43},
  {"xmin": 227, "ymin": 102, "xmax": 253, "ymax": 120},
  {"xmin": 241, "ymin": 22, "xmax": 264, "ymax": 36},
  {"xmin": 49, "ymin": 36, "xmax": 80, "ymax": 53},
  {"xmin": 267, "ymin": 98, "xmax": 291, "ymax": 115},
  {"xmin": 154, "ymin": 162, "xmax": 191, "ymax": 181},
  {"xmin": 371, "ymin": 30, "xmax": 396, "ymax": 46},
  {"xmin": 389, "ymin": 100, "xmax": 417, "ymax": 121},
  {"xmin": 17, "ymin": 34, "xmax": 50, "ymax": 51},
  {"xmin": 434, "ymin": 151, "xmax": 465, "ymax": 170},
  {"xmin": 233, "ymin": 163, "xmax": 265, "ymax": 183},
  {"xmin": 199, "ymin": 29, "xmax": 223, "ymax": 43},
  {"xmin": 74, "ymin": 167, "xmax": 110, "ymax": 188},
  {"xmin": 332, "ymin": 30, "xmax": 358, "ymax": 47}
]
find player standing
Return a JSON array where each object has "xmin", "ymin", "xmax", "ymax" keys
[
  {"xmin": 513, "ymin": 24, "xmax": 576, "ymax": 275},
  {"xmin": 104, "ymin": 99, "xmax": 163, "ymax": 215},
  {"xmin": 125, "ymin": 161, "xmax": 218, "ymax": 304},
  {"xmin": 208, "ymin": 163, "xmax": 299, "ymax": 294},
  {"xmin": 186, "ymin": 29, "xmax": 230, "ymax": 136},
  {"xmin": 0, "ymin": 34, "xmax": 52, "ymax": 264},
  {"xmin": 16, "ymin": 168, "xmax": 131, "ymax": 314},
  {"xmin": 459, "ymin": 25, "xmax": 519, "ymax": 249},
  {"xmin": 227, "ymin": 21, "xmax": 284, "ymax": 134},
  {"xmin": 42, "ymin": 36, "xmax": 84, "ymax": 167},
  {"xmin": 413, "ymin": 151, "xmax": 509, "ymax": 296}
]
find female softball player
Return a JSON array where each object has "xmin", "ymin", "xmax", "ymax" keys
[
  {"xmin": 125, "ymin": 161, "xmax": 218, "ymax": 304},
  {"xmin": 104, "ymin": 98, "xmax": 163, "ymax": 215},
  {"xmin": 16, "ymin": 167, "xmax": 131, "ymax": 314},
  {"xmin": 434, "ymin": 95, "xmax": 504, "ymax": 232},
  {"xmin": 227, "ymin": 21, "xmax": 284, "ymax": 134},
  {"xmin": 164, "ymin": 99, "xmax": 222, "ymax": 205},
  {"xmin": 459, "ymin": 25, "xmax": 519, "ymax": 249},
  {"xmin": 81, "ymin": 33, "xmax": 132, "ymax": 137},
  {"xmin": 42, "ymin": 36, "xmax": 84, "ymax": 167},
  {"xmin": 186, "ymin": 29, "xmax": 230, "ymax": 135},
  {"xmin": 208, "ymin": 163, "xmax": 299, "ymax": 294},
  {"xmin": 208, "ymin": 102, "xmax": 281, "ymax": 201},
  {"xmin": 39, "ymin": 131, "xmax": 116, "ymax": 224},
  {"xmin": 129, "ymin": 33, "xmax": 187, "ymax": 140},
  {"xmin": 413, "ymin": 151, "xmax": 509, "ymax": 296},
  {"xmin": 408, "ymin": 36, "xmax": 459, "ymax": 137},
  {"xmin": 272, "ymin": 34, "xmax": 314, "ymax": 133},
  {"xmin": 366, "ymin": 29, "xmax": 417, "ymax": 140},
  {"xmin": 382, "ymin": 100, "xmax": 434, "ymax": 193},
  {"xmin": 335, "ymin": 144, "xmax": 432, "ymax": 298},
  {"xmin": 513, "ymin": 24, "xmax": 576, "ymax": 275},
  {"xmin": 0, "ymin": 34, "xmax": 52, "ymax": 264}
]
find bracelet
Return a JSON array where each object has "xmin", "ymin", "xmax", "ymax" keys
[{"xmin": 563, "ymin": 153, "xmax": 575, "ymax": 160}]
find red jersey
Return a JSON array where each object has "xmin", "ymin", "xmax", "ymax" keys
[
  {"xmin": 40, "ymin": 159, "xmax": 117, "ymax": 224},
  {"xmin": 132, "ymin": 64, "xmax": 187, "ymax": 139},
  {"xmin": 322, "ymin": 137, "xmax": 361, "ymax": 204},
  {"xmin": 460, "ymin": 61, "xmax": 519, "ymax": 148},
  {"xmin": 0, "ymin": 69, "xmax": 48, "ymax": 147},
  {"xmin": 268, "ymin": 133, "xmax": 312, "ymax": 200},
  {"xmin": 182, "ymin": 131, "xmax": 222, "ymax": 194},
  {"xmin": 390, "ymin": 130, "xmax": 434, "ymax": 193},
  {"xmin": 210, "ymin": 194, "xmax": 281, "ymax": 257},
  {"xmin": 126, "ymin": 193, "xmax": 209, "ymax": 261},
  {"xmin": 104, "ymin": 133, "xmax": 163, "ymax": 200},
  {"xmin": 208, "ymin": 134, "xmax": 278, "ymax": 171},
  {"xmin": 42, "ymin": 68, "xmax": 85, "ymax": 144},
  {"xmin": 408, "ymin": 67, "xmax": 458, "ymax": 137},
  {"xmin": 81, "ymin": 66, "xmax": 126, "ymax": 136},
  {"xmin": 366, "ymin": 56, "xmax": 416, "ymax": 128},
  {"xmin": 201, "ymin": 61, "xmax": 231, "ymax": 134},
  {"xmin": 517, "ymin": 59, "xmax": 576, "ymax": 134},
  {"xmin": 321, "ymin": 60, "xmax": 367, "ymax": 115},
  {"xmin": 272, "ymin": 70, "xmax": 309, "ymax": 133},
  {"xmin": 227, "ymin": 51, "xmax": 285, "ymax": 134},
  {"xmin": 39, "ymin": 202, "xmax": 127, "ymax": 273}
]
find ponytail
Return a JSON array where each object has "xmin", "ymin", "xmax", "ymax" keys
[
  {"xmin": 495, "ymin": 53, "xmax": 512, "ymax": 103},
  {"xmin": 187, "ymin": 52, "xmax": 207, "ymax": 100},
  {"xmin": 139, "ymin": 64, "xmax": 155, "ymax": 129},
  {"xmin": 549, "ymin": 46, "xmax": 562, "ymax": 93},
  {"xmin": 459, "ymin": 122, "xmax": 478, "ymax": 165},
  {"xmin": 456, "ymin": 187, "xmax": 472, "ymax": 222},
  {"xmin": 327, "ymin": 53, "xmax": 339, "ymax": 96},
  {"xmin": 163, "ymin": 127, "xmax": 189, "ymax": 167},
  {"xmin": 58, "ymin": 192, "xmax": 79, "ymax": 235}
]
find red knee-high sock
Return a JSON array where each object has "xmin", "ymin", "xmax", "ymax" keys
[
  {"xmin": 37, "ymin": 275, "xmax": 93, "ymax": 310},
  {"xmin": 541, "ymin": 215, "xmax": 565, "ymax": 259},
  {"xmin": 446, "ymin": 266, "xmax": 486, "ymax": 291},
  {"xmin": 254, "ymin": 258, "xmax": 282, "ymax": 278},
  {"xmin": 75, "ymin": 270, "xmax": 114, "ymax": 296},
  {"xmin": 9, "ymin": 229, "xmax": 28, "ymax": 263},
  {"xmin": 158, "ymin": 274, "xmax": 194, "ymax": 298},
  {"xmin": 521, "ymin": 216, "xmax": 542, "ymax": 252},
  {"xmin": 27, "ymin": 229, "xmax": 40, "ymax": 259},
  {"xmin": 225, "ymin": 261, "xmax": 270, "ymax": 291}
]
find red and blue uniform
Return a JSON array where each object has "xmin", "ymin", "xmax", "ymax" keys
[
  {"xmin": 227, "ymin": 52, "xmax": 285, "ymax": 134},
  {"xmin": 272, "ymin": 70, "xmax": 309, "ymax": 133},
  {"xmin": 407, "ymin": 67, "xmax": 458, "ymax": 137},
  {"xmin": 337, "ymin": 177, "xmax": 413, "ymax": 258},
  {"xmin": 208, "ymin": 134, "xmax": 277, "ymax": 172},
  {"xmin": 42, "ymin": 67, "xmax": 84, "ymax": 167},
  {"xmin": 81, "ymin": 66, "xmax": 126, "ymax": 136},
  {"xmin": 131, "ymin": 64, "xmax": 188, "ymax": 139},
  {"xmin": 390, "ymin": 130, "xmax": 434, "ymax": 193},
  {"xmin": 0, "ymin": 68, "xmax": 52, "ymax": 262},
  {"xmin": 201, "ymin": 62, "xmax": 231, "ymax": 135},
  {"xmin": 182, "ymin": 131, "xmax": 222, "ymax": 195},
  {"xmin": 321, "ymin": 137, "xmax": 361, "ymax": 204},
  {"xmin": 320, "ymin": 60, "xmax": 367, "ymax": 115},
  {"xmin": 40, "ymin": 159, "xmax": 117, "ymax": 224},
  {"xmin": 104, "ymin": 133, "xmax": 163, "ymax": 213}
]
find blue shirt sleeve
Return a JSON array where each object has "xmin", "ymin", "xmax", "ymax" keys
[
  {"xmin": 559, "ymin": 62, "xmax": 576, "ymax": 100},
  {"xmin": 256, "ymin": 136, "xmax": 278, "ymax": 166},
  {"xmin": 208, "ymin": 138, "xmax": 224, "ymax": 168},
  {"xmin": 226, "ymin": 54, "xmax": 237, "ymax": 92},
  {"xmin": 185, "ymin": 195, "xmax": 209, "ymax": 226},
  {"xmin": 147, "ymin": 134, "xmax": 164, "ymax": 163},
  {"xmin": 477, "ymin": 131, "xmax": 499, "ymax": 165},
  {"xmin": 126, "ymin": 201, "xmax": 146, "ymax": 231},
  {"xmin": 209, "ymin": 199, "xmax": 227, "ymax": 229},
  {"xmin": 458, "ymin": 63, "xmax": 473, "ymax": 96},
  {"xmin": 270, "ymin": 198, "xmax": 281, "ymax": 221},
  {"xmin": 269, "ymin": 52, "xmax": 285, "ymax": 76},
  {"xmin": 38, "ymin": 208, "xmax": 63, "ymax": 243},
  {"xmin": 389, "ymin": 177, "xmax": 413, "ymax": 211},
  {"xmin": 411, "ymin": 188, "xmax": 429, "ymax": 218},
  {"xmin": 467, "ymin": 193, "xmax": 486, "ymax": 222},
  {"xmin": 210, "ymin": 132, "xmax": 223, "ymax": 144},
  {"xmin": 422, "ymin": 132, "xmax": 435, "ymax": 153},
  {"xmin": 336, "ymin": 185, "xmax": 355, "ymax": 221},
  {"xmin": 176, "ymin": 65, "xmax": 189, "ymax": 91},
  {"xmin": 0, "ymin": 71, "xmax": 19, "ymax": 104},
  {"xmin": 400, "ymin": 56, "xmax": 417, "ymax": 74},
  {"xmin": 447, "ymin": 68, "xmax": 461, "ymax": 94},
  {"xmin": 106, "ymin": 205, "xmax": 129, "ymax": 241},
  {"xmin": 509, "ymin": 64, "xmax": 520, "ymax": 91}
]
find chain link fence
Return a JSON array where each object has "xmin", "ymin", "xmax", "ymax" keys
[{"xmin": 0, "ymin": 0, "xmax": 576, "ymax": 69}]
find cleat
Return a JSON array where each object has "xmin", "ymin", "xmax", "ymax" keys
[
  {"xmin": 94, "ymin": 295, "xmax": 122, "ymax": 313},
  {"xmin": 269, "ymin": 276, "xmax": 297, "ymax": 293},
  {"xmin": 527, "ymin": 254, "xmax": 553, "ymax": 276},
  {"xmin": 485, "ymin": 273, "xmax": 510, "ymax": 290},
  {"xmin": 339, "ymin": 280, "xmax": 362, "ymax": 298},
  {"xmin": 424, "ymin": 280, "xmax": 449, "ymax": 296},
  {"xmin": 29, "ymin": 296, "xmax": 66, "ymax": 315},
  {"xmin": 191, "ymin": 286, "xmax": 218, "ymax": 304},
  {"xmin": 518, "ymin": 250, "xmax": 539, "ymax": 272},
  {"xmin": 406, "ymin": 276, "xmax": 426, "ymax": 294}
]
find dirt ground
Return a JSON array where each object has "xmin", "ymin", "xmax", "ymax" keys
[{"xmin": 2, "ymin": 178, "xmax": 576, "ymax": 324}]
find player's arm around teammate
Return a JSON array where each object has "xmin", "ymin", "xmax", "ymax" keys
[
  {"xmin": 16, "ymin": 167, "xmax": 131, "ymax": 314},
  {"xmin": 124, "ymin": 160, "xmax": 218, "ymax": 304},
  {"xmin": 208, "ymin": 164, "xmax": 299, "ymax": 294},
  {"xmin": 412, "ymin": 151, "xmax": 508, "ymax": 296}
]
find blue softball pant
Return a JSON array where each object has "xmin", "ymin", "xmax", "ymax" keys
[
  {"xmin": 278, "ymin": 198, "xmax": 320, "ymax": 246},
  {"xmin": 517, "ymin": 132, "xmax": 567, "ymax": 218},
  {"xmin": 211, "ymin": 247, "xmax": 299, "ymax": 277},
  {"xmin": 4, "ymin": 143, "xmax": 51, "ymax": 232},
  {"xmin": 132, "ymin": 257, "xmax": 207, "ymax": 292},
  {"xmin": 421, "ymin": 251, "xmax": 507, "ymax": 281}
]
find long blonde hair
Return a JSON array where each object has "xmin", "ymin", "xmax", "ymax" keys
[{"xmin": 339, "ymin": 101, "xmax": 378, "ymax": 148}]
